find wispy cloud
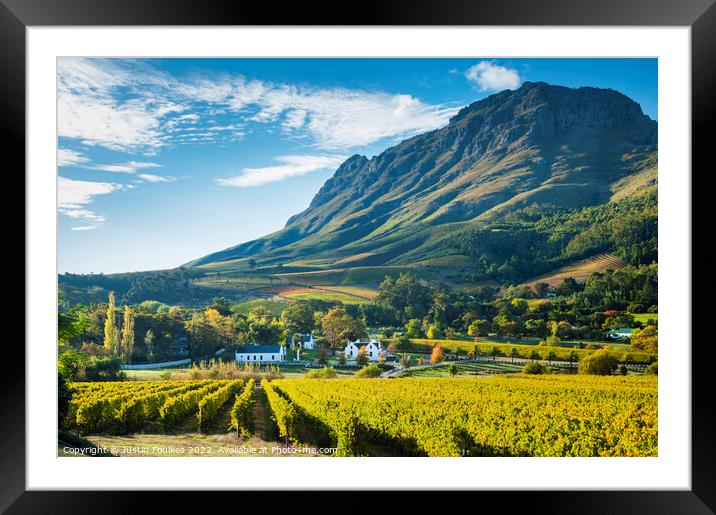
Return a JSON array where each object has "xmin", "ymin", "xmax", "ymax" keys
[
  {"xmin": 58, "ymin": 58, "xmax": 459, "ymax": 152},
  {"xmin": 70, "ymin": 225, "xmax": 98, "ymax": 231},
  {"xmin": 58, "ymin": 148, "xmax": 89, "ymax": 167},
  {"xmin": 58, "ymin": 176, "xmax": 122, "ymax": 224},
  {"xmin": 465, "ymin": 61, "xmax": 522, "ymax": 92},
  {"xmin": 216, "ymin": 155, "xmax": 346, "ymax": 188},
  {"xmin": 137, "ymin": 173, "xmax": 173, "ymax": 183},
  {"xmin": 86, "ymin": 161, "xmax": 162, "ymax": 174}
]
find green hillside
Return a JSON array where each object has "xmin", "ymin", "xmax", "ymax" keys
[{"xmin": 187, "ymin": 82, "xmax": 657, "ymax": 286}]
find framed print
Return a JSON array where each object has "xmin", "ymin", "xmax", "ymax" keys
[{"xmin": 3, "ymin": 0, "xmax": 716, "ymax": 511}]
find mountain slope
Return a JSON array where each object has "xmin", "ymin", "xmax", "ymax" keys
[{"xmin": 188, "ymin": 82, "xmax": 657, "ymax": 272}]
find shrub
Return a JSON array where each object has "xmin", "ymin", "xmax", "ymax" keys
[
  {"xmin": 579, "ymin": 349, "xmax": 618, "ymax": 376},
  {"xmin": 355, "ymin": 365, "xmax": 382, "ymax": 378},
  {"xmin": 306, "ymin": 367, "xmax": 338, "ymax": 379},
  {"xmin": 523, "ymin": 362, "xmax": 547, "ymax": 375},
  {"xmin": 644, "ymin": 362, "xmax": 658, "ymax": 375}
]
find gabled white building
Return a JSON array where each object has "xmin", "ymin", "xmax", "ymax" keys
[
  {"xmin": 293, "ymin": 333, "xmax": 316, "ymax": 350},
  {"xmin": 235, "ymin": 344, "xmax": 286, "ymax": 364},
  {"xmin": 344, "ymin": 339, "xmax": 384, "ymax": 362}
]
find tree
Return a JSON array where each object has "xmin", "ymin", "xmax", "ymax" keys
[
  {"xmin": 490, "ymin": 346, "xmax": 500, "ymax": 362},
  {"xmin": 338, "ymin": 354, "xmax": 347, "ymax": 365},
  {"xmin": 317, "ymin": 345, "xmax": 329, "ymax": 365},
  {"xmin": 281, "ymin": 302, "xmax": 315, "ymax": 334},
  {"xmin": 400, "ymin": 353, "xmax": 411, "ymax": 369},
  {"xmin": 631, "ymin": 325, "xmax": 658, "ymax": 354},
  {"xmin": 103, "ymin": 292, "xmax": 119, "ymax": 355},
  {"xmin": 120, "ymin": 305, "xmax": 135, "ymax": 363},
  {"xmin": 405, "ymin": 318, "xmax": 424, "ymax": 338},
  {"xmin": 533, "ymin": 282, "xmax": 550, "ymax": 298},
  {"xmin": 58, "ymin": 296, "xmax": 89, "ymax": 347},
  {"xmin": 468, "ymin": 319, "xmax": 489, "ymax": 339},
  {"xmin": 356, "ymin": 346, "xmax": 369, "ymax": 366},
  {"xmin": 448, "ymin": 363, "xmax": 458, "ymax": 377},
  {"xmin": 208, "ymin": 296, "xmax": 233, "ymax": 316},
  {"xmin": 523, "ymin": 362, "xmax": 546, "ymax": 375},
  {"xmin": 510, "ymin": 298, "xmax": 528, "ymax": 315},
  {"xmin": 245, "ymin": 310, "xmax": 285, "ymax": 345},
  {"xmin": 58, "ymin": 373, "xmax": 72, "ymax": 427},
  {"xmin": 321, "ymin": 307, "xmax": 367, "ymax": 349},
  {"xmin": 547, "ymin": 350, "xmax": 557, "ymax": 365},
  {"xmin": 554, "ymin": 321, "xmax": 573, "ymax": 340},
  {"xmin": 430, "ymin": 344, "xmax": 444, "ymax": 365},
  {"xmin": 510, "ymin": 347, "xmax": 519, "ymax": 364},
  {"xmin": 427, "ymin": 324, "xmax": 443, "ymax": 340},
  {"xmin": 568, "ymin": 350, "xmax": 578, "ymax": 367},
  {"xmin": 417, "ymin": 357, "xmax": 425, "ymax": 366},
  {"xmin": 144, "ymin": 329, "xmax": 155, "ymax": 362},
  {"xmin": 578, "ymin": 349, "xmax": 618, "ymax": 375},
  {"xmin": 376, "ymin": 272, "xmax": 432, "ymax": 322}
]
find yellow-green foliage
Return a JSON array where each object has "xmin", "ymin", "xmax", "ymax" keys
[
  {"xmin": 115, "ymin": 381, "xmax": 209, "ymax": 434},
  {"xmin": 398, "ymin": 338, "xmax": 655, "ymax": 364},
  {"xmin": 159, "ymin": 381, "xmax": 226, "ymax": 430},
  {"xmin": 71, "ymin": 381, "xmax": 185, "ymax": 434},
  {"xmin": 262, "ymin": 379, "xmax": 298, "ymax": 444},
  {"xmin": 196, "ymin": 380, "xmax": 243, "ymax": 430},
  {"xmin": 228, "ymin": 379, "xmax": 256, "ymax": 436},
  {"xmin": 274, "ymin": 375, "xmax": 657, "ymax": 457}
]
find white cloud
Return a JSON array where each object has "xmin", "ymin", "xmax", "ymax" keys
[
  {"xmin": 58, "ymin": 58, "xmax": 459, "ymax": 152},
  {"xmin": 58, "ymin": 58, "xmax": 184, "ymax": 152},
  {"xmin": 137, "ymin": 173, "xmax": 172, "ymax": 183},
  {"xmin": 58, "ymin": 176, "xmax": 122, "ymax": 224},
  {"xmin": 58, "ymin": 148, "xmax": 89, "ymax": 167},
  {"xmin": 87, "ymin": 161, "xmax": 162, "ymax": 174},
  {"xmin": 465, "ymin": 61, "xmax": 522, "ymax": 92},
  {"xmin": 70, "ymin": 225, "xmax": 97, "ymax": 231},
  {"xmin": 216, "ymin": 155, "xmax": 346, "ymax": 188}
]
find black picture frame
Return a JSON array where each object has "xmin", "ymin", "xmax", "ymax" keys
[{"xmin": 2, "ymin": 0, "xmax": 714, "ymax": 512}]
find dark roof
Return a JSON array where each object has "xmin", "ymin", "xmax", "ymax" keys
[
  {"xmin": 348, "ymin": 341, "xmax": 378, "ymax": 347},
  {"xmin": 236, "ymin": 345, "xmax": 283, "ymax": 354}
]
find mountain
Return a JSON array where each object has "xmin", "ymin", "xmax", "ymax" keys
[{"xmin": 187, "ymin": 82, "xmax": 657, "ymax": 278}]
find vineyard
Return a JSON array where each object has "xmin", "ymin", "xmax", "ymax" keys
[
  {"xmin": 63, "ymin": 375, "xmax": 657, "ymax": 458},
  {"xmin": 268, "ymin": 375, "xmax": 658, "ymax": 457},
  {"xmin": 65, "ymin": 380, "xmax": 255, "ymax": 435}
]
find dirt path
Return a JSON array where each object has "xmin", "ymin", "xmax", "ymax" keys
[{"xmin": 251, "ymin": 382, "xmax": 277, "ymax": 441}]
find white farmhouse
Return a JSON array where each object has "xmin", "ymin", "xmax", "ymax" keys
[
  {"xmin": 293, "ymin": 333, "xmax": 316, "ymax": 350},
  {"xmin": 344, "ymin": 339, "xmax": 384, "ymax": 362},
  {"xmin": 235, "ymin": 344, "xmax": 286, "ymax": 364}
]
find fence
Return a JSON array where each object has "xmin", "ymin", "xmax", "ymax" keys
[{"xmin": 121, "ymin": 348, "xmax": 225, "ymax": 370}]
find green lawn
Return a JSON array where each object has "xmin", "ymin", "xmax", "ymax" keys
[
  {"xmin": 631, "ymin": 313, "xmax": 658, "ymax": 324},
  {"xmin": 230, "ymin": 298, "xmax": 289, "ymax": 315},
  {"xmin": 286, "ymin": 290, "xmax": 371, "ymax": 304},
  {"xmin": 124, "ymin": 368, "xmax": 189, "ymax": 381}
]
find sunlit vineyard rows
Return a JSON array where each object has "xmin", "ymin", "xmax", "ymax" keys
[
  {"xmin": 65, "ymin": 380, "xmax": 254, "ymax": 435},
  {"xmin": 270, "ymin": 375, "xmax": 658, "ymax": 457}
]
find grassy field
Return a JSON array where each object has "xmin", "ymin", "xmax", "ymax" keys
[
  {"xmin": 631, "ymin": 313, "xmax": 658, "ymax": 324},
  {"xmin": 522, "ymin": 253, "xmax": 625, "ymax": 288},
  {"xmin": 230, "ymin": 298, "xmax": 289, "ymax": 315}
]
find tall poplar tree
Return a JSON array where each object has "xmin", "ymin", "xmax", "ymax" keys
[
  {"xmin": 121, "ymin": 305, "xmax": 135, "ymax": 363},
  {"xmin": 103, "ymin": 291, "xmax": 119, "ymax": 355}
]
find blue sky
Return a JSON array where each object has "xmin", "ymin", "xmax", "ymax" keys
[{"xmin": 58, "ymin": 58, "xmax": 657, "ymax": 274}]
